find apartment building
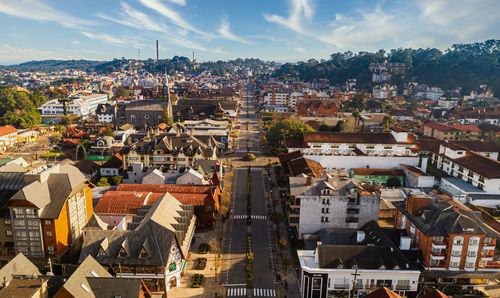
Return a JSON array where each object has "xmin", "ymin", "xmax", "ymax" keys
[
  {"xmin": 298, "ymin": 221, "xmax": 420, "ymax": 298},
  {"xmin": 394, "ymin": 195, "xmax": 500, "ymax": 272},
  {"xmin": 40, "ymin": 94, "xmax": 108, "ymax": 117},
  {"xmin": 7, "ymin": 164, "xmax": 93, "ymax": 258},
  {"xmin": 423, "ymin": 122, "xmax": 480, "ymax": 141},
  {"xmin": 285, "ymin": 130, "xmax": 420, "ymax": 171},
  {"xmin": 288, "ymin": 171, "xmax": 380, "ymax": 239}
]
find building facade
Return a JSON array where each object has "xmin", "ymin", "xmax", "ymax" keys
[{"xmin": 40, "ymin": 94, "xmax": 108, "ymax": 117}]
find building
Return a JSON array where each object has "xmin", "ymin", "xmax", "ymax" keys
[
  {"xmin": 279, "ymin": 151, "xmax": 326, "ymax": 178},
  {"xmin": 349, "ymin": 168, "xmax": 405, "ymax": 186},
  {"xmin": 40, "ymin": 94, "xmax": 108, "ymax": 117},
  {"xmin": 394, "ymin": 195, "xmax": 500, "ymax": 272},
  {"xmin": 288, "ymin": 171, "xmax": 380, "ymax": 239},
  {"xmin": 74, "ymin": 159, "xmax": 100, "ymax": 181},
  {"xmin": 423, "ymin": 122, "xmax": 481, "ymax": 141},
  {"xmin": 296, "ymin": 99, "xmax": 341, "ymax": 117},
  {"xmin": 96, "ymin": 103, "xmax": 117, "ymax": 123},
  {"xmin": 430, "ymin": 143, "xmax": 500, "ymax": 195},
  {"xmin": 120, "ymin": 133, "xmax": 219, "ymax": 170},
  {"xmin": 298, "ymin": 221, "xmax": 420, "ymax": 298},
  {"xmin": 79, "ymin": 193, "xmax": 196, "ymax": 293},
  {"xmin": 285, "ymin": 131, "xmax": 420, "ymax": 171},
  {"xmin": 400, "ymin": 164, "xmax": 435, "ymax": 188},
  {"xmin": 263, "ymin": 90, "xmax": 291, "ymax": 111},
  {"xmin": 0, "ymin": 125, "xmax": 18, "ymax": 151},
  {"xmin": 7, "ymin": 164, "xmax": 93, "ymax": 258},
  {"xmin": 100, "ymin": 154, "xmax": 123, "ymax": 177},
  {"xmin": 449, "ymin": 106, "xmax": 500, "ymax": 126}
]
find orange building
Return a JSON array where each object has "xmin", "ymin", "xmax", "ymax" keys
[{"xmin": 8, "ymin": 164, "xmax": 93, "ymax": 259}]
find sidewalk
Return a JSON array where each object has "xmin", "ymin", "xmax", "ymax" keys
[{"xmin": 267, "ymin": 165, "xmax": 301, "ymax": 298}]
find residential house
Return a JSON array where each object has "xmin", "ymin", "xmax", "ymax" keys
[
  {"xmin": 8, "ymin": 164, "xmax": 93, "ymax": 258},
  {"xmin": 0, "ymin": 125, "xmax": 18, "ymax": 151},
  {"xmin": 79, "ymin": 193, "xmax": 196, "ymax": 293},
  {"xmin": 96, "ymin": 103, "xmax": 117, "ymax": 123},
  {"xmin": 288, "ymin": 171, "xmax": 380, "ymax": 239},
  {"xmin": 296, "ymin": 99, "xmax": 341, "ymax": 117},
  {"xmin": 74, "ymin": 159, "xmax": 100, "ymax": 181},
  {"xmin": 279, "ymin": 151, "xmax": 327, "ymax": 178},
  {"xmin": 449, "ymin": 106, "xmax": 500, "ymax": 126},
  {"xmin": 99, "ymin": 154, "xmax": 123, "ymax": 177}
]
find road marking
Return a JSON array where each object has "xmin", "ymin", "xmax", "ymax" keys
[
  {"xmin": 251, "ymin": 288, "xmax": 276, "ymax": 297},
  {"xmin": 226, "ymin": 287, "xmax": 247, "ymax": 297}
]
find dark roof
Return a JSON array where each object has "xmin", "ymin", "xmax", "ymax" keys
[
  {"xmin": 419, "ymin": 289, "xmax": 448, "ymax": 298},
  {"xmin": 278, "ymin": 150, "xmax": 303, "ymax": 164},
  {"xmin": 96, "ymin": 103, "xmax": 115, "ymax": 115},
  {"xmin": 74, "ymin": 159, "xmax": 100, "ymax": 175},
  {"xmin": 317, "ymin": 245, "xmax": 412, "ymax": 270},
  {"xmin": 393, "ymin": 199, "xmax": 500, "ymax": 237},
  {"xmin": 125, "ymin": 100, "xmax": 164, "ymax": 111},
  {"xmin": 450, "ymin": 151, "xmax": 500, "ymax": 179},
  {"xmin": 450, "ymin": 140, "xmax": 499, "ymax": 152},
  {"xmin": 86, "ymin": 277, "xmax": 148, "ymax": 297},
  {"xmin": 365, "ymin": 287, "xmax": 402, "ymax": 298},
  {"xmin": 101, "ymin": 154, "xmax": 123, "ymax": 169},
  {"xmin": 287, "ymin": 157, "xmax": 326, "ymax": 178},
  {"xmin": 283, "ymin": 136, "xmax": 308, "ymax": 148}
]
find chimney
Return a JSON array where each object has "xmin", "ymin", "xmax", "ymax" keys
[
  {"xmin": 306, "ymin": 175, "xmax": 312, "ymax": 186},
  {"xmin": 314, "ymin": 241, "xmax": 321, "ymax": 264},
  {"xmin": 406, "ymin": 194, "xmax": 432, "ymax": 215}
]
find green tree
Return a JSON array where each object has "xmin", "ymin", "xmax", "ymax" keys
[
  {"xmin": 319, "ymin": 123, "xmax": 329, "ymax": 131},
  {"xmin": 162, "ymin": 105, "xmax": 173, "ymax": 126},
  {"xmin": 109, "ymin": 175, "xmax": 122, "ymax": 185},
  {"xmin": 382, "ymin": 115, "xmax": 396, "ymax": 132},
  {"xmin": 352, "ymin": 111, "xmax": 362, "ymax": 130},
  {"xmin": 332, "ymin": 120, "xmax": 346, "ymax": 132},
  {"xmin": 58, "ymin": 98, "xmax": 73, "ymax": 116},
  {"xmin": 266, "ymin": 119, "xmax": 314, "ymax": 148},
  {"xmin": 96, "ymin": 177, "xmax": 110, "ymax": 187},
  {"xmin": 347, "ymin": 94, "xmax": 366, "ymax": 112},
  {"xmin": 103, "ymin": 124, "xmax": 114, "ymax": 136},
  {"xmin": 115, "ymin": 86, "xmax": 127, "ymax": 98},
  {"xmin": 386, "ymin": 176, "xmax": 401, "ymax": 187}
]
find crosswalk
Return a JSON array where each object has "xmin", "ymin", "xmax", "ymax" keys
[
  {"xmin": 225, "ymin": 288, "xmax": 276, "ymax": 297},
  {"xmin": 233, "ymin": 215, "xmax": 267, "ymax": 220}
]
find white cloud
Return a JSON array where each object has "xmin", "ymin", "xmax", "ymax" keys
[
  {"xmin": 263, "ymin": 0, "xmax": 314, "ymax": 34},
  {"xmin": 0, "ymin": 44, "xmax": 88, "ymax": 63},
  {"xmin": 169, "ymin": 0, "xmax": 186, "ymax": 5},
  {"xmin": 294, "ymin": 47, "xmax": 305, "ymax": 52},
  {"xmin": 81, "ymin": 31, "xmax": 142, "ymax": 48},
  {"xmin": 71, "ymin": 40, "xmax": 81, "ymax": 45},
  {"xmin": 318, "ymin": 5, "xmax": 404, "ymax": 48},
  {"xmin": 170, "ymin": 37, "xmax": 226, "ymax": 54},
  {"xmin": 97, "ymin": 1, "xmax": 168, "ymax": 32},
  {"xmin": 0, "ymin": 0, "xmax": 93, "ymax": 29},
  {"xmin": 217, "ymin": 17, "xmax": 251, "ymax": 44},
  {"xmin": 139, "ymin": 0, "xmax": 207, "ymax": 36}
]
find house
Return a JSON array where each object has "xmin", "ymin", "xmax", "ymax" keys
[
  {"xmin": 0, "ymin": 253, "xmax": 40, "ymax": 285},
  {"xmin": 423, "ymin": 122, "xmax": 480, "ymax": 141},
  {"xmin": 400, "ymin": 164, "xmax": 435, "ymax": 188},
  {"xmin": 394, "ymin": 195, "xmax": 500, "ymax": 273},
  {"xmin": 120, "ymin": 133, "xmax": 219, "ymax": 170},
  {"xmin": 17, "ymin": 129, "xmax": 40, "ymax": 144},
  {"xmin": 100, "ymin": 154, "xmax": 123, "ymax": 177},
  {"xmin": 40, "ymin": 94, "xmax": 108, "ymax": 117},
  {"xmin": 288, "ymin": 171, "xmax": 380, "ymax": 239},
  {"xmin": 349, "ymin": 168, "xmax": 405, "ymax": 186},
  {"xmin": 74, "ymin": 159, "xmax": 100, "ymax": 180},
  {"xmin": 7, "ymin": 164, "xmax": 93, "ymax": 258},
  {"xmin": 298, "ymin": 221, "xmax": 420, "ymax": 298},
  {"xmin": 284, "ymin": 131, "xmax": 420, "ymax": 171},
  {"xmin": 390, "ymin": 110, "xmax": 415, "ymax": 122},
  {"xmin": 96, "ymin": 103, "xmax": 117, "ymax": 123},
  {"xmin": 279, "ymin": 151, "xmax": 326, "ymax": 178},
  {"xmin": 0, "ymin": 125, "xmax": 18, "ymax": 151},
  {"xmin": 79, "ymin": 193, "xmax": 196, "ymax": 293},
  {"xmin": 54, "ymin": 254, "xmax": 152, "ymax": 298},
  {"xmin": 296, "ymin": 99, "xmax": 341, "ymax": 117},
  {"xmin": 449, "ymin": 106, "xmax": 500, "ymax": 126}
]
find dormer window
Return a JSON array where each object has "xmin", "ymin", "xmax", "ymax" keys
[
  {"xmin": 322, "ymin": 189, "xmax": 331, "ymax": 195},
  {"xmin": 337, "ymin": 265, "xmax": 343, "ymax": 269},
  {"xmin": 118, "ymin": 247, "xmax": 128, "ymax": 258},
  {"xmin": 97, "ymin": 247, "xmax": 107, "ymax": 257},
  {"xmin": 139, "ymin": 247, "xmax": 148, "ymax": 258}
]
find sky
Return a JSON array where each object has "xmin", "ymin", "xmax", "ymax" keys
[{"xmin": 0, "ymin": 0, "xmax": 499, "ymax": 64}]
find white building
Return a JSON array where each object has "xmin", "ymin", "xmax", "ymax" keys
[
  {"xmin": 96, "ymin": 103, "xmax": 117, "ymax": 123},
  {"xmin": 40, "ymin": 93, "xmax": 108, "ymax": 117},
  {"xmin": 289, "ymin": 172, "xmax": 380, "ymax": 239},
  {"xmin": 285, "ymin": 131, "xmax": 421, "ymax": 171},
  {"xmin": 298, "ymin": 222, "xmax": 420, "ymax": 298}
]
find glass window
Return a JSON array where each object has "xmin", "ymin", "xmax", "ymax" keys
[
  {"xmin": 46, "ymin": 231, "xmax": 53, "ymax": 237},
  {"xmin": 14, "ymin": 219, "xmax": 25, "ymax": 227},
  {"xmin": 5, "ymin": 219, "xmax": 11, "ymax": 225},
  {"xmin": 45, "ymin": 220, "xmax": 52, "ymax": 226},
  {"xmin": 29, "ymin": 231, "xmax": 39, "ymax": 238},
  {"xmin": 27, "ymin": 220, "xmax": 38, "ymax": 229},
  {"xmin": 453, "ymin": 237, "xmax": 464, "ymax": 245},
  {"xmin": 26, "ymin": 209, "xmax": 36, "ymax": 218},
  {"xmin": 6, "ymin": 229, "xmax": 12, "ymax": 236},
  {"xmin": 469, "ymin": 237, "xmax": 479, "ymax": 245},
  {"xmin": 15, "ymin": 231, "xmax": 27, "ymax": 240}
]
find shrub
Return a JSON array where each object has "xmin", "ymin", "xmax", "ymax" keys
[
  {"xmin": 195, "ymin": 258, "xmax": 207, "ymax": 270},
  {"xmin": 198, "ymin": 243, "xmax": 210, "ymax": 254},
  {"xmin": 191, "ymin": 274, "xmax": 204, "ymax": 288}
]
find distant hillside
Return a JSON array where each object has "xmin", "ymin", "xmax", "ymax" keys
[
  {"xmin": 1, "ymin": 57, "xmax": 275, "ymax": 76},
  {"xmin": 273, "ymin": 39, "xmax": 500, "ymax": 95}
]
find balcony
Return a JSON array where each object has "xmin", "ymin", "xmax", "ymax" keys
[
  {"xmin": 396, "ymin": 285, "xmax": 411, "ymax": 291},
  {"xmin": 429, "ymin": 263, "xmax": 445, "ymax": 268},
  {"xmin": 334, "ymin": 284, "xmax": 349, "ymax": 289},
  {"xmin": 481, "ymin": 261, "xmax": 500, "ymax": 269},
  {"xmin": 482, "ymin": 242, "xmax": 495, "ymax": 249},
  {"xmin": 432, "ymin": 241, "xmax": 447, "ymax": 249},
  {"xmin": 431, "ymin": 251, "xmax": 446, "ymax": 260}
]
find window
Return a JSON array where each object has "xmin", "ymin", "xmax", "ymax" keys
[
  {"xmin": 465, "ymin": 262, "xmax": 475, "ymax": 268},
  {"xmin": 26, "ymin": 209, "xmax": 36, "ymax": 218},
  {"xmin": 322, "ymin": 198, "xmax": 330, "ymax": 204},
  {"xmin": 467, "ymin": 251, "xmax": 477, "ymax": 257},
  {"xmin": 27, "ymin": 220, "xmax": 38, "ymax": 229},
  {"xmin": 13, "ymin": 208, "xmax": 25, "ymax": 218},
  {"xmin": 15, "ymin": 231, "xmax": 27, "ymax": 241},
  {"xmin": 46, "ymin": 231, "xmax": 53, "ymax": 237},
  {"xmin": 130, "ymin": 114, "xmax": 136, "ymax": 123},
  {"xmin": 321, "ymin": 216, "xmax": 329, "ymax": 223},
  {"xmin": 430, "ymin": 259, "xmax": 440, "ymax": 265},
  {"xmin": 29, "ymin": 231, "xmax": 39, "ymax": 238},
  {"xmin": 14, "ymin": 219, "xmax": 25, "ymax": 227},
  {"xmin": 449, "ymin": 261, "xmax": 460, "ymax": 268},
  {"xmin": 433, "ymin": 236, "xmax": 444, "ymax": 242},
  {"xmin": 451, "ymin": 250, "xmax": 461, "ymax": 257},
  {"xmin": 17, "ymin": 245, "xmax": 28, "ymax": 254},
  {"xmin": 139, "ymin": 247, "xmax": 148, "ymax": 258},
  {"xmin": 144, "ymin": 115, "xmax": 149, "ymax": 120},
  {"xmin": 453, "ymin": 237, "xmax": 464, "ymax": 245},
  {"xmin": 169, "ymin": 262, "xmax": 176, "ymax": 271},
  {"xmin": 5, "ymin": 219, "xmax": 11, "ymax": 225},
  {"xmin": 6, "ymin": 229, "xmax": 12, "ymax": 236},
  {"xmin": 469, "ymin": 237, "xmax": 479, "ymax": 245},
  {"xmin": 484, "ymin": 237, "xmax": 492, "ymax": 244},
  {"xmin": 118, "ymin": 248, "xmax": 127, "ymax": 258},
  {"xmin": 178, "ymin": 158, "xmax": 185, "ymax": 161},
  {"xmin": 321, "ymin": 208, "xmax": 330, "ymax": 214},
  {"xmin": 45, "ymin": 220, "xmax": 52, "ymax": 226}
]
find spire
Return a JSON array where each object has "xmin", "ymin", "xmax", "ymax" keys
[{"xmin": 162, "ymin": 68, "xmax": 173, "ymax": 125}]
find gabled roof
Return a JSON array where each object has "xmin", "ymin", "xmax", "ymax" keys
[
  {"xmin": 86, "ymin": 277, "xmax": 150, "ymax": 298},
  {"xmin": 365, "ymin": 287, "xmax": 402, "ymax": 298},
  {"xmin": 302, "ymin": 132, "xmax": 416, "ymax": 144},
  {"xmin": 0, "ymin": 125, "xmax": 18, "ymax": 137},
  {"xmin": 57, "ymin": 255, "xmax": 111, "ymax": 298},
  {"xmin": 0, "ymin": 253, "xmax": 40, "ymax": 285},
  {"xmin": 74, "ymin": 159, "xmax": 100, "ymax": 175},
  {"xmin": 419, "ymin": 289, "xmax": 448, "ymax": 298}
]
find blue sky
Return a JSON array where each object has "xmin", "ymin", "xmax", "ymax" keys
[{"xmin": 0, "ymin": 0, "xmax": 499, "ymax": 64}]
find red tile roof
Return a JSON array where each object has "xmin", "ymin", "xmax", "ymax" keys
[
  {"xmin": 449, "ymin": 124, "xmax": 480, "ymax": 132},
  {"xmin": 424, "ymin": 122, "xmax": 452, "ymax": 132},
  {"xmin": 419, "ymin": 289, "xmax": 448, "ymax": 298},
  {"xmin": 95, "ymin": 191, "xmax": 164, "ymax": 214},
  {"xmin": 0, "ymin": 125, "xmax": 18, "ymax": 137},
  {"xmin": 365, "ymin": 287, "xmax": 402, "ymax": 298},
  {"xmin": 117, "ymin": 184, "xmax": 213, "ymax": 194},
  {"xmin": 425, "ymin": 122, "xmax": 480, "ymax": 132},
  {"xmin": 302, "ymin": 132, "xmax": 416, "ymax": 144}
]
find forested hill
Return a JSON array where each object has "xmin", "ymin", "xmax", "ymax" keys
[
  {"xmin": 273, "ymin": 40, "xmax": 500, "ymax": 95},
  {"xmin": 0, "ymin": 57, "xmax": 275, "ymax": 76}
]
